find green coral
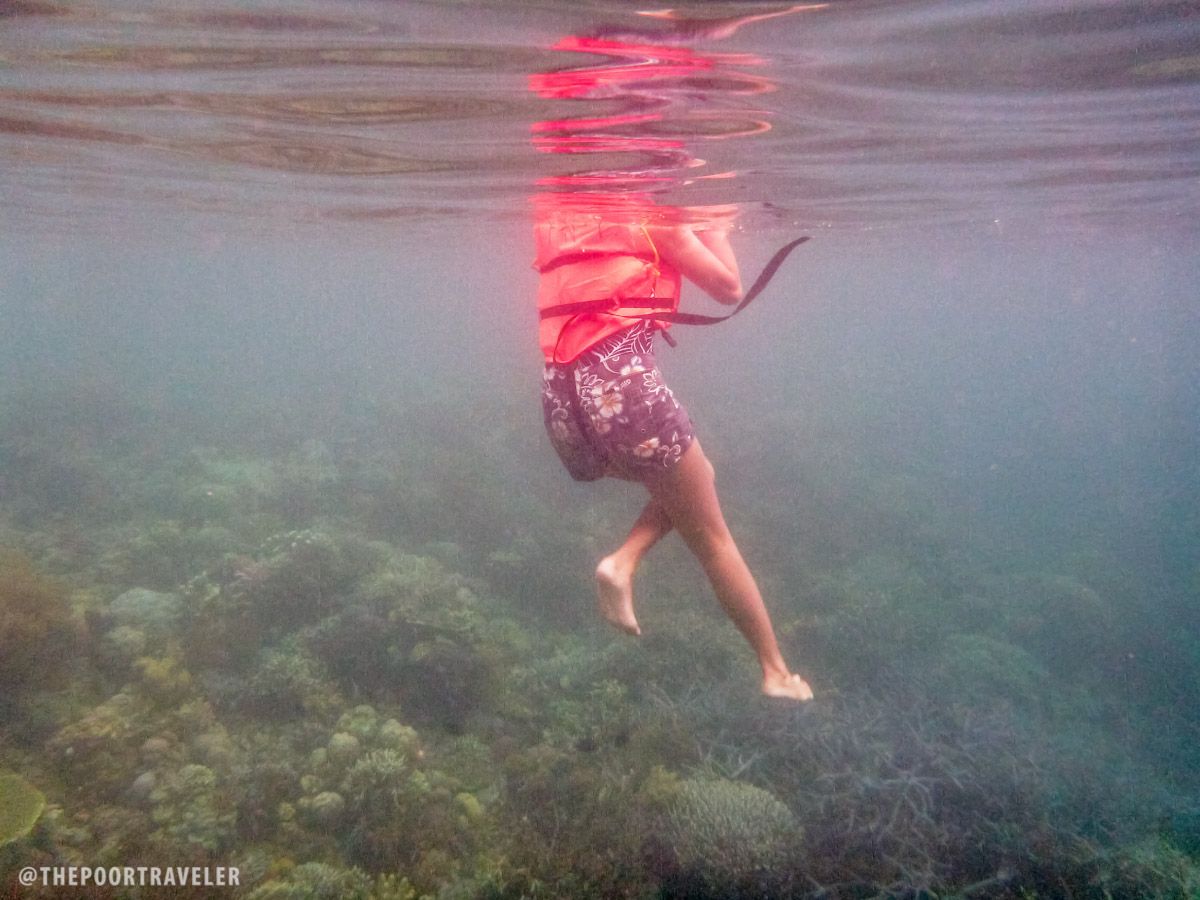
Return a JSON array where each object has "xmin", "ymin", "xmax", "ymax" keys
[
  {"xmin": 245, "ymin": 864, "xmax": 422, "ymax": 900},
  {"xmin": 333, "ymin": 746, "xmax": 443, "ymax": 871},
  {"xmin": 811, "ymin": 554, "xmax": 947, "ymax": 680},
  {"xmin": 971, "ymin": 573, "xmax": 1117, "ymax": 677},
  {"xmin": 148, "ymin": 763, "xmax": 236, "ymax": 852},
  {"xmin": 1101, "ymin": 837, "xmax": 1200, "ymax": 898},
  {"xmin": 327, "ymin": 731, "xmax": 363, "ymax": 767},
  {"xmin": 436, "ymin": 735, "xmax": 501, "ymax": 796},
  {"xmin": 133, "ymin": 653, "xmax": 194, "ymax": 704},
  {"xmin": 639, "ymin": 765, "xmax": 682, "ymax": 808},
  {"xmin": 454, "ymin": 792, "xmax": 484, "ymax": 824},
  {"xmin": 338, "ymin": 705, "xmax": 380, "ymax": 743},
  {"xmin": 245, "ymin": 862, "xmax": 373, "ymax": 900},
  {"xmin": 48, "ymin": 691, "xmax": 158, "ymax": 800},
  {"xmin": 935, "ymin": 633, "xmax": 1049, "ymax": 707},
  {"xmin": 250, "ymin": 644, "xmax": 344, "ymax": 717},
  {"xmin": 376, "ymin": 718, "xmax": 419, "ymax": 753},
  {"xmin": 301, "ymin": 790, "xmax": 346, "ymax": 828},
  {"xmin": 654, "ymin": 776, "xmax": 800, "ymax": 898},
  {"xmin": 186, "ymin": 530, "xmax": 388, "ymax": 670},
  {"xmin": 341, "ymin": 749, "xmax": 429, "ymax": 825},
  {"xmin": 98, "ymin": 625, "xmax": 147, "ymax": 669},
  {"xmin": 106, "ymin": 588, "xmax": 182, "ymax": 639},
  {"xmin": 99, "ymin": 520, "xmax": 235, "ymax": 590},
  {"xmin": 547, "ymin": 677, "xmax": 630, "ymax": 750},
  {"xmin": 355, "ymin": 551, "xmax": 493, "ymax": 644},
  {"xmin": 0, "ymin": 770, "xmax": 46, "ymax": 845},
  {"xmin": 0, "ymin": 550, "xmax": 75, "ymax": 688}
]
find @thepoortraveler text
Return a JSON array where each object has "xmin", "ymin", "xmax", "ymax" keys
[{"xmin": 19, "ymin": 866, "xmax": 241, "ymax": 888}]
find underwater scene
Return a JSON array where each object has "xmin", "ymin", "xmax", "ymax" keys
[{"xmin": 2, "ymin": 0, "xmax": 1200, "ymax": 897}]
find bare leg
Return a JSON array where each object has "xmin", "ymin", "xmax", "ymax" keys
[
  {"xmin": 595, "ymin": 499, "xmax": 672, "ymax": 635},
  {"xmin": 646, "ymin": 440, "xmax": 813, "ymax": 701}
]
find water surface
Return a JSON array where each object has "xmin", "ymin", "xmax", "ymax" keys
[{"xmin": 1, "ymin": 0, "xmax": 1197, "ymax": 233}]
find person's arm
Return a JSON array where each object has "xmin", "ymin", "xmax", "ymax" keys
[
  {"xmin": 694, "ymin": 226, "xmax": 741, "ymax": 295},
  {"xmin": 649, "ymin": 224, "xmax": 743, "ymax": 305}
]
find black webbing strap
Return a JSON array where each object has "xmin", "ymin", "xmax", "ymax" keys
[
  {"xmin": 538, "ymin": 297, "xmax": 665, "ymax": 319},
  {"xmin": 652, "ymin": 235, "xmax": 809, "ymax": 325},
  {"xmin": 538, "ymin": 236, "xmax": 809, "ymax": 325},
  {"xmin": 536, "ymin": 249, "xmax": 657, "ymax": 275}
]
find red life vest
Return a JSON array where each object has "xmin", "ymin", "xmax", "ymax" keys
[{"xmin": 534, "ymin": 202, "xmax": 682, "ymax": 364}]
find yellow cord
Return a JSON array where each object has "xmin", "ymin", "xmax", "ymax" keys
[
  {"xmin": 639, "ymin": 222, "xmax": 660, "ymax": 267},
  {"xmin": 639, "ymin": 222, "xmax": 661, "ymax": 297}
]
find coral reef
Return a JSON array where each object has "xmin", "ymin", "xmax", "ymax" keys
[
  {"xmin": 2, "ymin": 377, "xmax": 1197, "ymax": 900},
  {"xmin": 336, "ymin": 747, "xmax": 434, "ymax": 869},
  {"xmin": 0, "ymin": 550, "xmax": 76, "ymax": 691},
  {"xmin": 46, "ymin": 691, "xmax": 159, "ymax": 803},
  {"xmin": 247, "ymin": 643, "xmax": 344, "ymax": 718},
  {"xmin": 0, "ymin": 769, "xmax": 45, "ymax": 845},
  {"xmin": 184, "ymin": 530, "xmax": 388, "ymax": 671},
  {"xmin": 933, "ymin": 632, "xmax": 1049, "ymax": 708},
  {"xmin": 134, "ymin": 653, "xmax": 195, "ymax": 705},
  {"xmin": 148, "ymin": 763, "xmax": 236, "ymax": 853},
  {"xmin": 806, "ymin": 553, "xmax": 951, "ymax": 687},
  {"xmin": 648, "ymin": 776, "xmax": 800, "ymax": 899},
  {"xmin": 98, "ymin": 520, "xmax": 237, "ymax": 591},
  {"xmin": 105, "ymin": 588, "xmax": 182, "ymax": 640},
  {"xmin": 246, "ymin": 862, "xmax": 422, "ymax": 900},
  {"xmin": 966, "ymin": 572, "xmax": 1119, "ymax": 678},
  {"xmin": 341, "ymin": 749, "xmax": 428, "ymax": 823}
]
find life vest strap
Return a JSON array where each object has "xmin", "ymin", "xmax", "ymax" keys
[
  {"xmin": 538, "ymin": 236, "xmax": 809, "ymax": 325},
  {"xmin": 535, "ymin": 249, "xmax": 657, "ymax": 275},
  {"xmin": 538, "ymin": 297, "xmax": 666, "ymax": 319}
]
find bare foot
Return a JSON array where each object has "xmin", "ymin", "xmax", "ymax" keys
[
  {"xmin": 762, "ymin": 671, "xmax": 813, "ymax": 701},
  {"xmin": 594, "ymin": 556, "xmax": 641, "ymax": 636}
]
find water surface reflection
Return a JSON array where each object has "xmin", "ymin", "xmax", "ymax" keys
[{"xmin": 0, "ymin": 0, "xmax": 1197, "ymax": 234}]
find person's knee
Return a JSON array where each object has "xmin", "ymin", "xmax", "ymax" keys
[{"xmin": 689, "ymin": 529, "xmax": 743, "ymax": 577}]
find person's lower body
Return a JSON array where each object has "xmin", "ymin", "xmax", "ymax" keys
[
  {"xmin": 541, "ymin": 322, "xmax": 695, "ymax": 483},
  {"xmin": 541, "ymin": 323, "xmax": 811, "ymax": 700}
]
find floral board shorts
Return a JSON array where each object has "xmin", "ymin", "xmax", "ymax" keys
[{"xmin": 541, "ymin": 322, "xmax": 695, "ymax": 482}]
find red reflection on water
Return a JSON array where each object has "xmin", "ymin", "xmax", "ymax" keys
[
  {"xmin": 530, "ymin": 35, "xmax": 768, "ymax": 100},
  {"xmin": 529, "ymin": 7, "xmax": 821, "ymax": 192}
]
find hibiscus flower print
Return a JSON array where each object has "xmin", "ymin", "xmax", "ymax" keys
[
  {"xmin": 550, "ymin": 415, "xmax": 571, "ymax": 442},
  {"xmin": 543, "ymin": 321, "xmax": 695, "ymax": 482},
  {"xmin": 634, "ymin": 437, "xmax": 660, "ymax": 458},
  {"xmin": 592, "ymin": 383, "xmax": 624, "ymax": 419}
]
